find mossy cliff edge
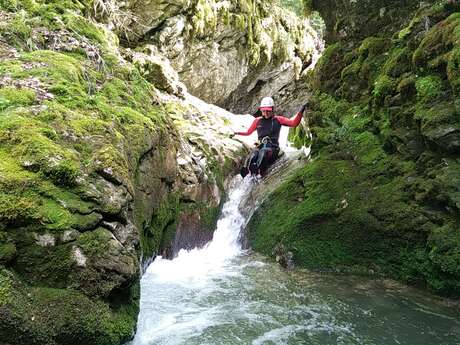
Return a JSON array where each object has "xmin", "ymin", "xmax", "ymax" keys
[
  {"xmin": 0, "ymin": 0, "xmax": 247, "ymax": 343},
  {"xmin": 248, "ymin": 0, "xmax": 460, "ymax": 296}
]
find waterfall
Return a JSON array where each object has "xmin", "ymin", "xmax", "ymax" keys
[{"xmin": 131, "ymin": 176, "xmax": 254, "ymax": 345}]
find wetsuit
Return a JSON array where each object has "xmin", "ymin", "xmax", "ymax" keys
[
  {"xmin": 235, "ymin": 112, "xmax": 303, "ymax": 143},
  {"xmin": 236, "ymin": 111, "xmax": 303, "ymax": 176}
]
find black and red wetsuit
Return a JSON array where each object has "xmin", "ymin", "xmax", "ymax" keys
[
  {"xmin": 235, "ymin": 111, "xmax": 303, "ymax": 145},
  {"xmin": 236, "ymin": 111, "xmax": 303, "ymax": 176}
]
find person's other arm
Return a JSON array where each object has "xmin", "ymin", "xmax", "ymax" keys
[{"xmin": 235, "ymin": 117, "xmax": 261, "ymax": 135}]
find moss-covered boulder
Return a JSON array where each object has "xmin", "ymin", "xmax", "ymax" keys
[{"xmin": 248, "ymin": 0, "xmax": 460, "ymax": 296}]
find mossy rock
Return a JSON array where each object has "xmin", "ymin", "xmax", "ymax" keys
[{"xmin": 0, "ymin": 269, "xmax": 138, "ymax": 345}]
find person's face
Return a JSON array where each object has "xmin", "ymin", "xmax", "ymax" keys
[{"xmin": 261, "ymin": 108, "xmax": 274, "ymax": 118}]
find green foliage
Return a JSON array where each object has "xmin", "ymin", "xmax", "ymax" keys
[{"xmin": 288, "ymin": 125, "xmax": 311, "ymax": 149}]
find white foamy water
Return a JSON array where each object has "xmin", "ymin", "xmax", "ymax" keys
[{"xmin": 141, "ymin": 177, "xmax": 252, "ymax": 286}]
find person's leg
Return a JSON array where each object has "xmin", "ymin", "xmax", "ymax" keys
[
  {"xmin": 271, "ymin": 147, "xmax": 279, "ymax": 163},
  {"xmin": 240, "ymin": 148, "xmax": 260, "ymax": 177},
  {"xmin": 248, "ymin": 149, "xmax": 260, "ymax": 175},
  {"xmin": 256, "ymin": 147, "xmax": 273, "ymax": 175}
]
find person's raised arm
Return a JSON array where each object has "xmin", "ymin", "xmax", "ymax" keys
[{"xmin": 275, "ymin": 102, "xmax": 308, "ymax": 127}]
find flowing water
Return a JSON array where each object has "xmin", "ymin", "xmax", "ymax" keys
[{"xmin": 131, "ymin": 175, "xmax": 460, "ymax": 345}]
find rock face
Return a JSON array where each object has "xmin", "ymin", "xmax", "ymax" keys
[
  {"xmin": 0, "ymin": 1, "xmax": 247, "ymax": 344},
  {"xmin": 310, "ymin": 0, "xmax": 427, "ymax": 43},
  {"xmin": 247, "ymin": 0, "xmax": 460, "ymax": 296},
  {"xmin": 92, "ymin": 0, "xmax": 321, "ymax": 115}
]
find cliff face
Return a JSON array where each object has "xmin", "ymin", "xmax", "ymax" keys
[
  {"xmin": 247, "ymin": 0, "xmax": 460, "ymax": 296},
  {"xmin": 310, "ymin": 0, "xmax": 423, "ymax": 43},
  {"xmin": 90, "ymin": 0, "xmax": 321, "ymax": 115},
  {"xmin": 0, "ymin": 0, "xmax": 247, "ymax": 343}
]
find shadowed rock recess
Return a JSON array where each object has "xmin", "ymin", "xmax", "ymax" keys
[
  {"xmin": 249, "ymin": 0, "xmax": 460, "ymax": 296},
  {"xmin": 0, "ymin": 0, "xmax": 320, "ymax": 343}
]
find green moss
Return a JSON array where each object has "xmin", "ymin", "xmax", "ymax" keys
[
  {"xmin": 0, "ymin": 269, "xmax": 13, "ymax": 305},
  {"xmin": 0, "ymin": 273, "xmax": 137, "ymax": 345},
  {"xmin": 447, "ymin": 47, "xmax": 460, "ymax": 95},
  {"xmin": 37, "ymin": 197, "xmax": 75, "ymax": 231},
  {"xmin": 415, "ymin": 101, "xmax": 457, "ymax": 129},
  {"xmin": 412, "ymin": 12, "xmax": 460, "ymax": 69},
  {"xmin": 246, "ymin": 152, "xmax": 452, "ymax": 289},
  {"xmin": 0, "ymin": 193, "xmax": 38, "ymax": 225},
  {"xmin": 19, "ymin": 50, "xmax": 88, "ymax": 108},
  {"xmin": 265, "ymin": 0, "xmax": 460, "ymax": 297},
  {"xmin": 0, "ymin": 0, "xmax": 18, "ymax": 11},
  {"xmin": 311, "ymin": 42, "xmax": 345, "ymax": 91},
  {"xmin": 339, "ymin": 37, "xmax": 392, "ymax": 99},
  {"xmin": 40, "ymin": 183, "xmax": 96, "ymax": 214},
  {"xmin": 63, "ymin": 12, "xmax": 107, "ymax": 45},
  {"xmin": 0, "ymin": 11, "xmax": 32, "ymax": 48},
  {"xmin": 353, "ymin": 131, "xmax": 387, "ymax": 168},
  {"xmin": 428, "ymin": 222, "xmax": 460, "ymax": 292},
  {"xmin": 76, "ymin": 228, "xmax": 111, "ymax": 258},
  {"xmin": 91, "ymin": 145, "xmax": 130, "ymax": 186},
  {"xmin": 14, "ymin": 239, "xmax": 73, "ymax": 287},
  {"xmin": 382, "ymin": 47, "xmax": 412, "ymax": 77},
  {"xmin": 0, "ymin": 1, "xmax": 180, "ymax": 342},
  {"xmin": 358, "ymin": 37, "xmax": 390, "ymax": 56},
  {"xmin": 0, "ymin": 149, "xmax": 39, "ymax": 190},
  {"xmin": 372, "ymin": 75, "xmax": 396, "ymax": 102},
  {"xmin": 279, "ymin": 0, "xmax": 304, "ymax": 15},
  {"xmin": 289, "ymin": 123, "xmax": 312, "ymax": 148},
  {"xmin": 139, "ymin": 193, "xmax": 180, "ymax": 258},
  {"xmin": 180, "ymin": 201, "xmax": 221, "ymax": 233},
  {"xmin": 0, "ymin": 243, "xmax": 17, "ymax": 263},
  {"xmin": 7, "ymin": 121, "xmax": 81, "ymax": 186},
  {"xmin": 415, "ymin": 75, "xmax": 443, "ymax": 104},
  {"xmin": 397, "ymin": 75, "xmax": 416, "ymax": 96},
  {"xmin": 0, "ymin": 87, "xmax": 36, "ymax": 110}
]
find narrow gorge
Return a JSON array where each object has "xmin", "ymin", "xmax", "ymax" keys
[{"xmin": 0, "ymin": 0, "xmax": 459, "ymax": 344}]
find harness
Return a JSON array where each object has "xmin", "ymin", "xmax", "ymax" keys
[{"xmin": 257, "ymin": 116, "xmax": 281, "ymax": 145}]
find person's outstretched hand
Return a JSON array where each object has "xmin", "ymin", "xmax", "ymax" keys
[
  {"xmin": 229, "ymin": 132, "xmax": 236, "ymax": 139},
  {"xmin": 300, "ymin": 101, "xmax": 309, "ymax": 114}
]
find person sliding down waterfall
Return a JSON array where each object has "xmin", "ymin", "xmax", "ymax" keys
[{"xmin": 231, "ymin": 97, "xmax": 308, "ymax": 178}]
